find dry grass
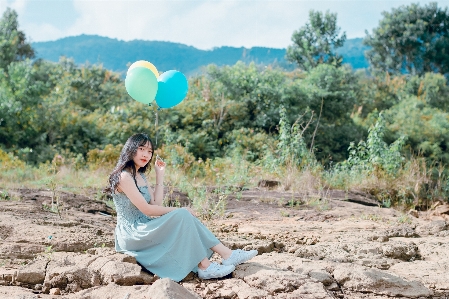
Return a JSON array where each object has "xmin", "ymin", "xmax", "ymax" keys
[
  {"xmin": 325, "ymin": 156, "xmax": 445, "ymax": 209},
  {"xmin": 1, "ymin": 151, "xmax": 446, "ymax": 212}
]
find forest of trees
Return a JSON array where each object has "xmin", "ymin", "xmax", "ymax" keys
[{"xmin": 1, "ymin": 3, "xmax": 449, "ymax": 205}]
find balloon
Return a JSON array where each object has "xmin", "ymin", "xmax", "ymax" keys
[
  {"xmin": 125, "ymin": 67, "xmax": 158, "ymax": 104},
  {"xmin": 128, "ymin": 60, "xmax": 159, "ymax": 78},
  {"xmin": 155, "ymin": 70, "xmax": 188, "ymax": 109}
]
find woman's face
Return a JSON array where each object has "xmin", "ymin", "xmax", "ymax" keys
[{"xmin": 133, "ymin": 141, "xmax": 153, "ymax": 169}]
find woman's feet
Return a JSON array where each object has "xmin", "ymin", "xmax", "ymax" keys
[
  {"xmin": 198, "ymin": 249, "xmax": 258, "ymax": 280},
  {"xmin": 198, "ymin": 262, "xmax": 235, "ymax": 279},
  {"xmin": 222, "ymin": 249, "xmax": 258, "ymax": 266}
]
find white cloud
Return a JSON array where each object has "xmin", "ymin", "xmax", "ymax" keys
[
  {"xmin": 27, "ymin": 22, "xmax": 64, "ymax": 43},
  {"xmin": 8, "ymin": 0, "xmax": 26, "ymax": 14},
  {"xmin": 0, "ymin": 0, "xmax": 26, "ymax": 17},
  {"xmin": 64, "ymin": 0, "xmax": 314, "ymax": 49},
  {"xmin": 3, "ymin": 0, "xmax": 449, "ymax": 49}
]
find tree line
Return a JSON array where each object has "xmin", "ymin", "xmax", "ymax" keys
[{"xmin": 1, "ymin": 2, "xmax": 449, "ymax": 171}]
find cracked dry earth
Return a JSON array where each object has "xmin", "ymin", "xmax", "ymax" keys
[{"xmin": 0, "ymin": 188, "xmax": 449, "ymax": 299}]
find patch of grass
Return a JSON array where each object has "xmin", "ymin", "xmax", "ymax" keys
[
  {"xmin": 45, "ymin": 245, "xmax": 54, "ymax": 254},
  {"xmin": 2, "ymin": 139, "xmax": 448, "ymax": 218},
  {"xmin": 360, "ymin": 213, "xmax": 383, "ymax": 221},
  {"xmin": 42, "ymin": 204, "xmax": 59, "ymax": 214},
  {"xmin": 0, "ymin": 190, "xmax": 10, "ymax": 201},
  {"xmin": 307, "ymin": 197, "xmax": 330, "ymax": 211},
  {"xmin": 280, "ymin": 210, "xmax": 290, "ymax": 217},
  {"xmin": 104, "ymin": 199, "xmax": 116, "ymax": 211},
  {"xmin": 287, "ymin": 198, "xmax": 304, "ymax": 208},
  {"xmin": 397, "ymin": 214, "xmax": 412, "ymax": 224},
  {"xmin": 175, "ymin": 177, "xmax": 226, "ymax": 220},
  {"xmin": 0, "ymin": 161, "xmax": 108, "ymax": 191},
  {"xmin": 0, "ymin": 190, "xmax": 20, "ymax": 201}
]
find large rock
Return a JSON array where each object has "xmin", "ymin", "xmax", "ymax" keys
[
  {"xmin": 223, "ymin": 238, "xmax": 283, "ymax": 255},
  {"xmin": 28, "ymin": 251, "xmax": 155, "ymax": 294},
  {"xmin": 0, "ymin": 269, "xmax": 16, "ymax": 286},
  {"xmin": 294, "ymin": 243, "xmax": 352, "ymax": 262},
  {"xmin": 246, "ymin": 253, "xmax": 336, "ymax": 287},
  {"xmin": 99, "ymin": 259, "xmax": 153, "ymax": 286},
  {"xmin": 416, "ymin": 220, "xmax": 447, "ymax": 235},
  {"xmin": 148, "ymin": 278, "xmax": 201, "ymax": 299},
  {"xmin": 381, "ymin": 241, "xmax": 420, "ymax": 261},
  {"xmin": 286, "ymin": 281, "xmax": 334, "ymax": 299},
  {"xmin": 43, "ymin": 252, "xmax": 101, "ymax": 293},
  {"xmin": 415, "ymin": 238, "xmax": 449, "ymax": 261},
  {"xmin": 205, "ymin": 278, "xmax": 269, "ymax": 299},
  {"xmin": 234, "ymin": 263, "xmax": 311, "ymax": 294},
  {"xmin": 431, "ymin": 204, "xmax": 449, "ymax": 217},
  {"xmin": 15, "ymin": 257, "xmax": 48, "ymax": 286},
  {"xmin": 75, "ymin": 283, "xmax": 152, "ymax": 299},
  {"xmin": 333, "ymin": 264, "xmax": 433, "ymax": 298},
  {"xmin": 381, "ymin": 224, "xmax": 419, "ymax": 238},
  {"xmin": 0, "ymin": 241, "xmax": 45, "ymax": 259},
  {"xmin": 389, "ymin": 261, "xmax": 449, "ymax": 294},
  {"xmin": 0, "ymin": 286, "xmax": 41, "ymax": 299}
]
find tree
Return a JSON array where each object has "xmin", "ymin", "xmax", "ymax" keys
[
  {"xmin": 158, "ymin": 62, "xmax": 291, "ymax": 160},
  {"xmin": 364, "ymin": 2, "xmax": 449, "ymax": 76},
  {"xmin": 286, "ymin": 10, "xmax": 346, "ymax": 71},
  {"xmin": 0, "ymin": 8, "xmax": 34, "ymax": 70},
  {"xmin": 291, "ymin": 64, "xmax": 366, "ymax": 162}
]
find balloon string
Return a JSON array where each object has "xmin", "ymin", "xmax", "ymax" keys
[{"xmin": 155, "ymin": 109, "xmax": 159, "ymax": 147}]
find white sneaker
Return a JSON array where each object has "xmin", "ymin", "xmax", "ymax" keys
[
  {"xmin": 222, "ymin": 249, "xmax": 258, "ymax": 266},
  {"xmin": 198, "ymin": 262, "xmax": 235, "ymax": 279}
]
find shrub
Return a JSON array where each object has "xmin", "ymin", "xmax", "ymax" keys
[
  {"xmin": 338, "ymin": 112, "xmax": 407, "ymax": 176},
  {"xmin": 0, "ymin": 148, "xmax": 26, "ymax": 169},
  {"xmin": 87, "ymin": 144, "xmax": 122, "ymax": 170}
]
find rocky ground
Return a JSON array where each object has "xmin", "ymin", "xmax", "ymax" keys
[{"xmin": 0, "ymin": 186, "xmax": 448, "ymax": 299}]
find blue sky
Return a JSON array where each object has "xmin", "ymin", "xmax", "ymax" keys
[{"xmin": 0, "ymin": 0, "xmax": 447, "ymax": 50}]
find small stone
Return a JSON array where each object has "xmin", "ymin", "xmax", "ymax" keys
[
  {"xmin": 326, "ymin": 282, "xmax": 340, "ymax": 291},
  {"xmin": 49, "ymin": 288, "xmax": 61, "ymax": 295},
  {"xmin": 408, "ymin": 209, "xmax": 419, "ymax": 218},
  {"xmin": 431, "ymin": 201, "xmax": 441, "ymax": 210},
  {"xmin": 257, "ymin": 179, "xmax": 281, "ymax": 189},
  {"xmin": 378, "ymin": 235, "xmax": 389, "ymax": 242},
  {"xmin": 42, "ymin": 282, "xmax": 51, "ymax": 294}
]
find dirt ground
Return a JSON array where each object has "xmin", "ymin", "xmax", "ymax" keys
[{"xmin": 0, "ymin": 186, "xmax": 448, "ymax": 299}]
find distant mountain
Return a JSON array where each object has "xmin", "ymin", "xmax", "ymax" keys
[
  {"xmin": 337, "ymin": 38, "xmax": 370, "ymax": 69},
  {"xmin": 32, "ymin": 34, "xmax": 370, "ymax": 76}
]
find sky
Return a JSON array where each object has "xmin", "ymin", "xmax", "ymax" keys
[{"xmin": 0, "ymin": 0, "xmax": 448, "ymax": 50}]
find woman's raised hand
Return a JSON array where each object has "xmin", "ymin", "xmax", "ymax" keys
[{"xmin": 154, "ymin": 155, "xmax": 166, "ymax": 174}]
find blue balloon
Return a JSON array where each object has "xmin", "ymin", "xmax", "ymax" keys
[{"xmin": 155, "ymin": 70, "xmax": 188, "ymax": 108}]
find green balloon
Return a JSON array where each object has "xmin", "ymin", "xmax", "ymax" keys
[{"xmin": 125, "ymin": 66, "xmax": 158, "ymax": 104}]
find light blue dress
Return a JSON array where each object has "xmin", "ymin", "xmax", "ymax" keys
[{"xmin": 113, "ymin": 174, "xmax": 220, "ymax": 282}]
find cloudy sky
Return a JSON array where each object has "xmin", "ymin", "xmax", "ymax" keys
[{"xmin": 0, "ymin": 0, "xmax": 447, "ymax": 50}]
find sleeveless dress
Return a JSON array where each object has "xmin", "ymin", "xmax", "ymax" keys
[{"xmin": 112, "ymin": 173, "xmax": 220, "ymax": 282}]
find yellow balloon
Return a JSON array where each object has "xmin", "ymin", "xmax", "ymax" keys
[{"xmin": 128, "ymin": 60, "xmax": 159, "ymax": 78}]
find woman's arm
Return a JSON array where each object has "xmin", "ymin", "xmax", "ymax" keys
[
  {"xmin": 150, "ymin": 175, "xmax": 164, "ymax": 206},
  {"xmin": 150, "ymin": 157, "xmax": 165, "ymax": 206},
  {"xmin": 118, "ymin": 172, "xmax": 176, "ymax": 217}
]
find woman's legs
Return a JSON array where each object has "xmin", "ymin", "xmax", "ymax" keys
[
  {"xmin": 197, "ymin": 243, "xmax": 232, "ymax": 269},
  {"xmin": 198, "ymin": 257, "xmax": 210, "ymax": 270},
  {"xmin": 198, "ymin": 257, "xmax": 211, "ymax": 270},
  {"xmin": 211, "ymin": 243, "xmax": 232, "ymax": 259}
]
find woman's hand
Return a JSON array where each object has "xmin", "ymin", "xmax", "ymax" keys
[{"xmin": 154, "ymin": 155, "xmax": 166, "ymax": 175}]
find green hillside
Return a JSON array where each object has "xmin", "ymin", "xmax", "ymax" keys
[{"xmin": 32, "ymin": 34, "xmax": 369, "ymax": 75}]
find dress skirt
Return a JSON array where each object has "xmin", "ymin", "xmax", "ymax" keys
[{"xmin": 114, "ymin": 189, "xmax": 220, "ymax": 282}]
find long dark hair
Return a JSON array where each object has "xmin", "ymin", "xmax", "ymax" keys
[{"xmin": 104, "ymin": 133, "xmax": 154, "ymax": 195}]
